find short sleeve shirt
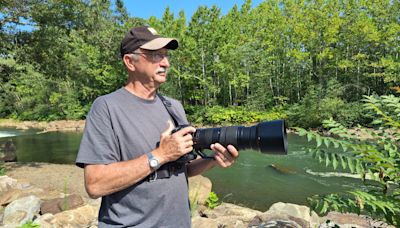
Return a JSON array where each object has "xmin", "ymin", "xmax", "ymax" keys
[{"xmin": 76, "ymin": 88, "xmax": 191, "ymax": 227}]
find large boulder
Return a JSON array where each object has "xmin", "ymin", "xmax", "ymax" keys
[
  {"xmin": 193, "ymin": 202, "xmax": 262, "ymax": 228},
  {"xmin": 188, "ymin": 175, "xmax": 212, "ymax": 205},
  {"xmin": 3, "ymin": 195, "xmax": 41, "ymax": 227},
  {"xmin": 248, "ymin": 202, "xmax": 320, "ymax": 228}
]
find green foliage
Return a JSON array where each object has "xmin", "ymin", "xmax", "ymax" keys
[
  {"xmin": 0, "ymin": 164, "xmax": 5, "ymax": 176},
  {"xmin": 18, "ymin": 221, "xmax": 40, "ymax": 228},
  {"xmin": 1, "ymin": 0, "xmax": 399, "ymax": 126},
  {"xmin": 206, "ymin": 191, "xmax": 220, "ymax": 209},
  {"xmin": 186, "ymin": 105, "xmax": 286, "ymax": 125},
  {"xmin": 288, "ymin": 80, "xmax": 366, "ymax": 128},
  {"xmin": 296, "ymin": 95, "xmax": 400, "ymax": 225}
]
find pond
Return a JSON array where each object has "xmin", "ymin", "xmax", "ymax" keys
[{"xmin": 0, "ymin": 127, "xmax": 364, "ymax": 211}]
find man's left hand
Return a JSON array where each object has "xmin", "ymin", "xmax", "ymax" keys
[{"xmin": 211, "ymin": 143, "xmax": 239, "ymax": 168}]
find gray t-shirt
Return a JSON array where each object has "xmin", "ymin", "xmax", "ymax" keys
[{"xmin": 76, "ymin": 88, "xmax": 191, "ymax": 227}]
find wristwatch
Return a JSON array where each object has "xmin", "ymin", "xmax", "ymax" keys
[{"xmin": 147, "ymin": 153, "xmax": 161, "ymax": 170}]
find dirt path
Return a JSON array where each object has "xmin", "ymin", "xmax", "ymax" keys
[{"xmin": 4, "ymin": 162, "xmax": 89, "ymax": 198}]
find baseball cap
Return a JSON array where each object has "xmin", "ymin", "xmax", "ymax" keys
[{"xmin": 120, "ymin": 26, "xmax": 178, "ymax": 57}]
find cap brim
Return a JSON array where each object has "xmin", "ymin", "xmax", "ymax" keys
[{"xmin": 140, "ymin": 38, "xmax": 178, "ymax": 50}]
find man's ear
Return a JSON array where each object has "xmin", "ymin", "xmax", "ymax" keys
[{"xmin": 123, "ymin": 55, "xmax": 135, "ymax": 71}]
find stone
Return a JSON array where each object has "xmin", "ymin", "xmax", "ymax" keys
[
  {"xmin": 41, "ymin": 194, "xmax": 84, "ymax": 215},
  {"xmin": 0, "ymin": 187, "xmax": 43, "ymax": 206},
  {"xmin": 192, "ymin": 217, "xmax": 219, "ymax": 228},
  {"xmin": 0, "ymin": 176, "xmax": 17, "ymax": 193},
  {"xmin": 33, "ymin": 213, "xmax": 55, "ymax": 228},
  {"xmin": 3, "ymin": 195, "xmax": 41, "ymax": 226},
  {"xmin": 249, "ymin": 202, "xmax": 320, "ymax": 228},
  {"xmin": 50, "ymin": 204, "xmax": 98, "ymax": 227},
  {"xmin": 320, "ymin": 211, "xmax": 395, "ymax": 228},
  {"xmin": 188, "ymin": 175, "xmax": 212, "ymax": 205}
]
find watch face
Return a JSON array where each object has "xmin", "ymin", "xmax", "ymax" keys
[{"xmin": 150, "ymin": 159, "xmax": 158, "ymax": 167}]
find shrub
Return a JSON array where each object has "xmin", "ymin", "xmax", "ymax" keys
[
  {"xmin": 296, "ymin": 95, "xmax": 400, "ymax": 225},
  {"xmin": 186, "ymin": 105, "xmax": 286, "ymax": 126}
]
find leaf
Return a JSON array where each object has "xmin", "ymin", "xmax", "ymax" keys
[
  {"xmin": 323, "ymin": 138, "xmax": 330, "ymax": 148},
  {"xmin": 332, "ymin": 153, "xmax": 338, "ymax": 170},
  {"xmin": 347, "ymin": 157, "xmax": 355, "ymax": 173},
  {"xmin": 339, "ymin": 155, "xmax": 347, "ymax": 170},
  {"xmin": 325, "ymin": 152, "xmax": 331, "ymax": 167},
  {"xmin": 307, "ymin": 132, "xmax": 313, "ymax": 142},
  {"xmin": 316, "ymin": 135, "xmax": 322, "ymax": 147}
]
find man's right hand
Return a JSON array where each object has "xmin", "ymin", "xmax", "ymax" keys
[{"xmin": 153, "ymin": 120, "xmax": 196, "ymax": 164}]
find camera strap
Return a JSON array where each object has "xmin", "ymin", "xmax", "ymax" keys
[{"xmin": 157, "ymin": 93, "xmax": 181, "ymax": 127}]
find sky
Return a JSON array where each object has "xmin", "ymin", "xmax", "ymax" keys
[{"xmin": 122, "ymin": 0, "xmax": 264, "ymax": 20}]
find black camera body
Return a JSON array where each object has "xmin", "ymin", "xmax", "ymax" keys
[{"xmin": 173, "ymin": 120, "xmax": 288, "ymax": 163}]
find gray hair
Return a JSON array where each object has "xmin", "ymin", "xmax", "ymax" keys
[{"xmin": 129, "ymin": 48, "xmax": 140, "ymax": 61}]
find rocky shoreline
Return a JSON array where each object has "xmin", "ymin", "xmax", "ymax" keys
[
  {"xmin": 0, "ymin": 169, "xmax": 394, "ymax": 228},
  {"xmin": 0, "ymin": 119, "xmax": 85, "ymax": 132}
]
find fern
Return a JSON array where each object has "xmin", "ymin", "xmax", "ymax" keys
[{"xmin": 297, "ymin": 95, "xmax": 400, "ymax": 226}]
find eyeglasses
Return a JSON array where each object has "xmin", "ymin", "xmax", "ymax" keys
[{"xmin": 132, "ymin": 52, "xmax": 169, "ymax": 62}]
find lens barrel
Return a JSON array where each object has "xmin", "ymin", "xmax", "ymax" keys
[{"xmin": 193, "ymin": 120, "xmax": 287, "ymax": 154}]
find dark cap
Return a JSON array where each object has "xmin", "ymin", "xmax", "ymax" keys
[{"xmin": 120, "ymin": 26, "xmax": 178, "ymax": 57}]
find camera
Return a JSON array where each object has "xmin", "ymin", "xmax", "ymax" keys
[{"xmin": 174, "ymin": 119, "xmax": 288, "ymax": 163}]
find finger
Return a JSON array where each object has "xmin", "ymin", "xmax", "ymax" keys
[
  {"xmin": 182, "ymin": 133, "xmax": 193, "ymax": 142},
  {"xmin": 210, "ymin": 143, "xmax": 226, "ymax": 153},
  {"xmin": 214, "ymin": 153, "xmax": 228, "ymax": 167},
  {"xmin": 226, "ymin": 145, "xmax": 239, "ymax": 158},
  {"xmin": 161, "ymin": 120, "xmax": 175, "ymax": 137},
  {"xmin": 174, "ymin": 126, "xmax": 196, "ymax": 137}
]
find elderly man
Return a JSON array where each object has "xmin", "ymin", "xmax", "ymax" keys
[{"xmin": 75, "ymin": 26, "xmax": 239, "ymax": 227}]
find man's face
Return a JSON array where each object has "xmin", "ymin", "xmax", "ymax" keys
[{"xmin": 132, "ymin": 48, "xmax": 170, "ymax": 85}]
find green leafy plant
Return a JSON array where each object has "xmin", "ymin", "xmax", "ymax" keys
[
  {"xmin": 18, "ymin": 221, "xmax": 40, "ymax": 228},
  {"xmin": 296, "ymin": 95, "xmax": 400, "ymax": 225},
  {"xmin": 0, "ymin": 164, "xmax": 5, "ymax": 176},
  {"xmin": 206, "ymin": 191, "xmax": 220, "ymax": 209}
]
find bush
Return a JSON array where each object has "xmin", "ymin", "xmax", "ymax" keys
[
  {"xmin": 185, "ymin": 105, "xmax": 286, "ymax": 125},
  {"xmin": 296, "ymin": 95, "xmax": 400, "ymax": 225},
  {"xmin": 287, "ymin": 83, "xmax": 365, "ymax": 128}
]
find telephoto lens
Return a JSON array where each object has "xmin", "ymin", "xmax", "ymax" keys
[{"xmin": 192, "ymin": 120, "xmax": 287, "ymax": 154}]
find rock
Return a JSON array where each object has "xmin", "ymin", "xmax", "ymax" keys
[
  {"xmin": 0, "ymin": 176, "xmax": 17, "ymax": 193},
  {"xmin": 41, "ymin": 194, "xmax": 84, "ymax": 215},
  {"xmin": 249, "ymin": 202, "xmax": 320, "ymax": 228},
  {"xmin": 3, "ymin": 195, "xmax": 41, "ymax": 227},
  {"xmin": 50, "ymin": 204, "xmax": 98, "ymax": 227},
  {"xmin": 33, "ymin": 213, "xmax": 55, "ymax": 228},
  {"xmin": 320, "ymin": 211, "xmax": 395, "ymax": 228},
  {"xmin": 188, "ymin": 175, "xmax": 212, "ymax": 205},
  {"xmin": 0, "ymin": 140, "xmax": 17, "ymax": 162},
  {"xmin": 192, "ymin": 217, "xmax": 220, "ymax": 228},
  {"xmin": 198, "ymin": 203, "xmax": 262, "ymax": 227},
  {"xmin": 0, "ymin": 187, "xmax": 44, "ymax": 206},
  {"xmin": 268, "ymin": 164, "xmax": 296, "ymax": 174}
]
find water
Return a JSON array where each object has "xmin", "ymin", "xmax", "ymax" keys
[{"xmin": 0, "ymin": 127, "xmax": 363, "ymax": 211}]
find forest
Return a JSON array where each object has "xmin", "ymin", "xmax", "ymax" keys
[{"xmin": 1, "ymin": 0, "xmax": 399, "ymax": 128}]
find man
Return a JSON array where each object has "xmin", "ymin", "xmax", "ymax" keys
[{"xmin": 76, "ymin": 26, "xmax": 239, "ymax": 227}]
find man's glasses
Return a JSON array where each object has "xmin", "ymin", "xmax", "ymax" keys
[{"xmin": 132, "ymin": 52, "xmax": 169, "ymax": 62}]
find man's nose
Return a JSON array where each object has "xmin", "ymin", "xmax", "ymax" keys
[{"xmin": 159, "ymin": 56, "xmax": 170, "ymax": 67}]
